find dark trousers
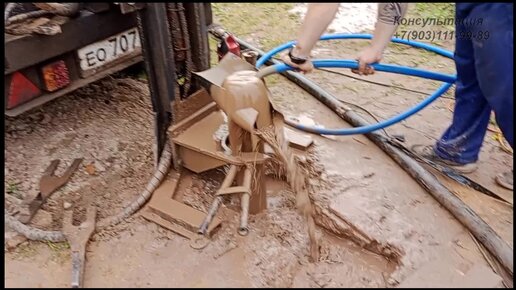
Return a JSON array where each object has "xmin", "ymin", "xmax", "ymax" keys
[{"xmin": 435, "ymin": 3, "xmax": 513, "ymax": 164}]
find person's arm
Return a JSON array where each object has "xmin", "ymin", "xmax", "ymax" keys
[
  {"xmin": 292, "ymin": 3, "xmax": 340, "ymax": 58},
  {"xmin": 354, "ymin": 3, "xmax": 408, "ymax": 75},
  {"xmin": 282, "ymin": 3, "xmax": 340, "ymax": 73}
]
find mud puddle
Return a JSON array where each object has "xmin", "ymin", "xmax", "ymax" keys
[
  {"xmin": 5, "ymin": 168, "xmax": 394, "ymax": 288},
  {"xmin": 168, "ymin": 168, "xmax": 396, "ymax": 287},
  {"xmin": 254, "ymin": 121, "xmax": 318, "ymax": 259}
]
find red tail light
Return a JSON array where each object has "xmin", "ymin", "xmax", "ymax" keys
[
  {"xmin": 42, "ymin": 60, "xmax": 70, "ymax": 92},
  {"xmin": 7, "ymin": 72, "xmax": 42, "ymax": 109}
]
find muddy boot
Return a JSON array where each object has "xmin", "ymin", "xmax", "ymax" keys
[
  {"xmin": 495, "ymin": 171, "xmax": 513, "ymax": 190},
  {"xmin": 411, "ymin": 144, "xmax": 478, "ymax": 174}
]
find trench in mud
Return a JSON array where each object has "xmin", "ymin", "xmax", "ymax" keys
[
  {"xmin": 172, "ymin": 168, "xmax": 398, "ymax": 287},
  {"xmin": 254, "ymin": 125, "xmax": 404, "ymax": 268},
  {"xmin": 261, "ymin": 134, "xmax": 404, "ymax": 265}
]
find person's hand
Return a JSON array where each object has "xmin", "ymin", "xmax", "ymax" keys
[
  {"xmin": 352, "ymin": 46, "xmax": 383, "ymax": 76},
  {"xmin": 281, "ymin": 49, "xmax": 314, "ymax": 74}
]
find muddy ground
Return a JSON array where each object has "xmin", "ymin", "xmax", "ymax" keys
[{"xmin": 5, "ymin": 3, "xmax": 513, "ymax": 288}]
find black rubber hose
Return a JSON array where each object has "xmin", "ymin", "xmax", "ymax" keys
[{"xmin": 208, "ymin": 25, "xmax": 514, "ymax": 276}]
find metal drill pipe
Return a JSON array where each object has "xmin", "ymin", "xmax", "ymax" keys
[
  {"xmin": 238, "ymin": 167, "xmax": 253, "ymax": 236},
  {"xmin": 198, "ymin": 165, "xmax": 239, "ymax": 235}
]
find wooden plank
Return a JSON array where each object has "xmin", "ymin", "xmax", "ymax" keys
[
  {"xmin": 284, "ymin": 127, "xmax": 313, "ymax": 151},
  {"xmin": 216, "ymin": 186, "xmax": 250, "ymax": 196},
  {"xmin": 169, "ymin": 98, "xmax": 218, "ymax": 136},
  {"xmin": 172, "ymin": 110, "xmax": 269, "ymax": 171},
  {"xmin": 141, "ymin": 210, "xmax": 195, "ymax": 239},
  {"xmin": 144, "ymin": 179, "xmax": 223, "ymax": 237}
]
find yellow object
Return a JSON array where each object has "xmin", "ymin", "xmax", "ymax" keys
[
  {"xmin": 495, "ymin": 132, "xmax": 513, "ymax": 154},
  {"xmin": 448, "ymin": 101, "xmax": 508, "ymax": 153}
]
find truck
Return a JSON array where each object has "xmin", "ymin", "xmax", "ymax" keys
[
  {"xmin": 5, "ymin": 2, "xmax": 213, "ymax": 162},
  {"xmin": 4, "ymin": 3, "xmax": 143, "ymax": 117}
]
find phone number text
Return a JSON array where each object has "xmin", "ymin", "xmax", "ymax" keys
[{"xmin": 394, "ymin": 30, "xmax": 490, "ymax": 41}]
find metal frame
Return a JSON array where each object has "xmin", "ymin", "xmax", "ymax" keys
[
  {"xmin": 135, "ymin": 3, "xmax": 212, "ymax": 164},
  {"xmin": 136, "ymin": 3, "xmax": 177, "ymax": 165},
  {"xmin": 184, "ymin": 3, "xmax": 210, "ymax": 72}
]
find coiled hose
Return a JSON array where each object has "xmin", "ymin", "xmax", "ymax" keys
[
  {"xmin": 5, "ymin": 140, "xmax": 172, "ymax": 241},
  {"xmin": 255, "ymin": 33, "xmax": 457, "ymax": 136}
]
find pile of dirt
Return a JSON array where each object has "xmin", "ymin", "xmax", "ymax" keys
[{"xmin": 5, "ymin": 77, "xmax": 154, "ymax": 236}]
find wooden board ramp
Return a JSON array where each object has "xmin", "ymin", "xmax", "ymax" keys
[{"xmin": 141, "ymin": 179, "xmax": 223, "ymax": 239}]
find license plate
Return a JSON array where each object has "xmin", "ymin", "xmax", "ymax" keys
[{"xmin": 77, "ymin": 28, "xmax": 141, "ymax": 72}]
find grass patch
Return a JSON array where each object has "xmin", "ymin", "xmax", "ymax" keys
[
  {"xmin": 397, "ymin": 3, "xmax": 455, "ymax": 47},
  {"xmin": 46, "ymin": 241, "xmax": 71, "ymax": 263},
  {"xmin": 264, "ymin": 74, "xmax": 282, "ymax": 86},
  {"xmin": 208, "ymin": 37, "xmax": 219, "ymax": 67},
  {"xmin": 6, "ymin": 180, "xmax": 22, "ymax": 199},
  {"xmin": 414, "ymin": 3, "xmax": 455, "ymax": 23},
  {"xmin": 212, "ymin": 3, "xmax": 298, "ymax": 50},
  {"xmin": 46, "ymin": 241, "xmax": 70, "ymax": 252},
  {"xmin": 118, "ymin": 63, "xmax": 148, "ymax": 80},
  {"xmin": 11, "ymin": 242, "xmax": 37, "ymax": 259},
  {"xmin": 136, "ymin": 71, "xmax": 147, "ymax": 81},
  {"xmin": 208, "ymin": 3, "xmax": 300, "ymax": 90}
]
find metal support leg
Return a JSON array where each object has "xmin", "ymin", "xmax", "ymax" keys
[
  {"xmin": 198, "ymin": 165, "xmax": 239, "ymax": 235},
  {"xmin": 238, "ymin": 167, "xmax": 253, "ymax": 236}
]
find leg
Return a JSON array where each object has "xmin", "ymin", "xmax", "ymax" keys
[
  {"xmin": 433, "ymin": 4, "xmax": 492, "ymax": 165},
  {"xmin": 465, "ymin": 3, "xmax": 514, "ymax": 189},
  {"xmin": 467, "ymin": 3, "xmax": 513, "ymax": 148}
]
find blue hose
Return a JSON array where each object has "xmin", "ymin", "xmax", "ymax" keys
[
  {"xmin": 255, "ymin": 33, "xmax": 457, "ymax": 136},
  {"xmin": 285, "ymin": 82, "xmax": 453, "ymax": 135},
  {"xmin": 256, "ymin": 33, "xmax": 454, "ymax": 68},
  {"xmin": 268, "ymin": 60, "xmax": 456, "ymax": 83}
]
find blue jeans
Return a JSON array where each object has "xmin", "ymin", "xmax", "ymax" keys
[{"xmin": 435, "ymin": 3, "xmax": 514, "ymax": 164}]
